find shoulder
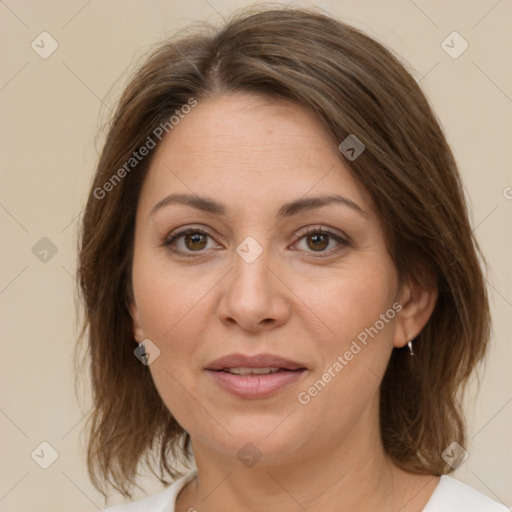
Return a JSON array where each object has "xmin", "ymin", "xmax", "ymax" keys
[
  {"xmin": 102, "ymin": 470, "xmax": 198, "ymax": 512},
  {"xmin": 423, "ymin": 475, "xmax": 509, "ymax": 511}
]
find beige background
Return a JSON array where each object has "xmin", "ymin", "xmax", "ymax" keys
[{"xmin": 1, "ymin": 0, "xmax": 511, "ymax": 510}]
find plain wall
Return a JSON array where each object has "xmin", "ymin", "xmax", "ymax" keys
[{"xmin": 1, "ymin": 0, "xmax": 511, "ymax": 510}]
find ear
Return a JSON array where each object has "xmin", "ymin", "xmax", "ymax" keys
[
  {"xmin": 128, "ymin": 300, "xmax": 145, "ymax": 343},
  {"xmin": 393, "ymin": 276, "xmax": 438, "ymax": 348}
]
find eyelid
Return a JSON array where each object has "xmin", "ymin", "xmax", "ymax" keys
[
  {"xmin": 163, "ymin": 225, "xmax": 222, "ymax": 256},
  {"xmin": 162, "ymin": 224, "xmax": 351, "ymax": 257},
  {"xmin": 164, "ymin": 225, "xmax": 211, "ymax": 242},
  {"xmin": 295, "ymin": 224, "xmax": 351, "ymax": 243},
  {"xmin": 291, "ymin": 225, "xmax": 351, "ymax": 257}
]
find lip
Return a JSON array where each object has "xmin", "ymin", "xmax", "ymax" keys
[
  {"xmin": 204, "ymin": 353, "xmax": 308, "ymax": 399},
  {"xmin": 205, "ymin": 353, "xmax": 306, "ymax": 371}
]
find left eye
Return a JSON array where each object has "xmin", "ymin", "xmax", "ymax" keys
[{"xmin": 294, "ymin": 229, "xmax": 348, "ymax": 254}]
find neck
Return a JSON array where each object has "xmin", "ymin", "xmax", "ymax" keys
[{"xmin": 176, "ymin": 403, "xmax": 437, "ymax": 512}]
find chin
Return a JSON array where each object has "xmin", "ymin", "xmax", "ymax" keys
[{"xmin": 196, "ymin": 413, "xmax": 311, "ymax": 466}]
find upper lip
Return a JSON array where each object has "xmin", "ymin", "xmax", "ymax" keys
[{"xmin": 205, "ymin": 353, "xmax": 307, "ymax": 371}]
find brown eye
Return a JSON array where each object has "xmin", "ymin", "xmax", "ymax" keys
[
  {"xmin": 164, "ymin": 228, "xmax": 217, "ymax": 255},
  {"xmin": 306, "ymin": 233, "xmax": 329, "ymax": 251},
  {"xmin": 184, "ymin": 232, "xmax": 208, "ymax": 251},
  {"xmin": 294, "ymin": 227, "xmax": 349, "ymax": 256}
]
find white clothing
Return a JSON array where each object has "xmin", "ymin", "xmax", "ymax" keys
[{"xmin": 103, "ymin": 469, "xmax": 509, "ymax": 511}]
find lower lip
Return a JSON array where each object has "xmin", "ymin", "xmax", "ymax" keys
[{"xmin": 206, "ymin": 369, "xmax": 306, "ymax": 399}]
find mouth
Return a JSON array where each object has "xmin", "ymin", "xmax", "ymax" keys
[
  {"xmin": 204, "ymin": 353, "xmax": 308, "ymax": 398},
  {"xmin": 216, "ymin": 366, "xmax": 301, "ymax": 375}
]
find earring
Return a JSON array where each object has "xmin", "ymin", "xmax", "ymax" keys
[{"xmin": 407, "ymin": 340, "xmax": 414, "ymax": 356}]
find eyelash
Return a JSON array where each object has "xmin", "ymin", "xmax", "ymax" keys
[
  {"xmin": 296, "ymin": 226, "xmax": 350, "ymax": 256},
  {"xmin": 163, "ymin": 225, "xmax": 350, "ymax": 258}
]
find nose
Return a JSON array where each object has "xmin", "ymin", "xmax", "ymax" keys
[{"xmin": 217, "ymin": 243, "xmax": 291, "ymax": 333}]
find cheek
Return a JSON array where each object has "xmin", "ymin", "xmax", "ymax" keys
[
  {"xmin": 295, "ymin": 259, "xmax": 398, "ymax": 404},
  {"xmin": 132, "ymin": 262, "xmax": 215, "ymax": 425},
  {"xmin": 131, "ymin": 255, "xmax": 219, "ymax": 400},
  {"xmin": 300, "ymin": 259, "xmax": 398, "ymax": 344},
  {"xmin": 132, "ymin": 250, "xmax": 217, "ymax": 342}
]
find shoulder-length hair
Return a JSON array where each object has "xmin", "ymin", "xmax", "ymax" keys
[{"xmin": 77, "ymin": 5, "xmax": 490, "ymax": 498}]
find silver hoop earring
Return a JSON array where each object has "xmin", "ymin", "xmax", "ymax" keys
[{"xmin": 407, "ymin": 340, "xmax": 414, "ymax": 356}]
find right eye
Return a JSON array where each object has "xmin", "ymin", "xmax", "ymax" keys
[{"xmin": 163, "ymin": 227, "xmax": 220, "ymax": 256}]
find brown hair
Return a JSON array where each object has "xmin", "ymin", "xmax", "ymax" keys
[{"xmin": 77, "ymin": 5, "xmax": 490, "ymax": 498}]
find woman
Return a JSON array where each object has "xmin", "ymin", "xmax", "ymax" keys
[{"xmin": 77, "ymin": 6, "xmax": 508, "ymax": 512}]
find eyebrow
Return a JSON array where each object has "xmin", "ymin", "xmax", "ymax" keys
[{"xmin": 150, "ymin": 193, "xmax": 366, "ymax": 218}]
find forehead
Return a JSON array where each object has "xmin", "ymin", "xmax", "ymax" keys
[{"xmin": 138, "ymin": 93, "xmax": 367, "ymax": 216}]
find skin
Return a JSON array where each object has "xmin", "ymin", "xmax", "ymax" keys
[{"xmin": 129, "ymin": 93, "xmax": 439, "ymax": 512}]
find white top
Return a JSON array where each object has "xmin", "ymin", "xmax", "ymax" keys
[{"xmin": 103, "ymin": 469, "xmax": 509, "ymax": 511}]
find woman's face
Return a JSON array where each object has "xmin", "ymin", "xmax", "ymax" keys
[{"xmin": 130, "ymin": 93, "xmax": 412, "ymax": 466}]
